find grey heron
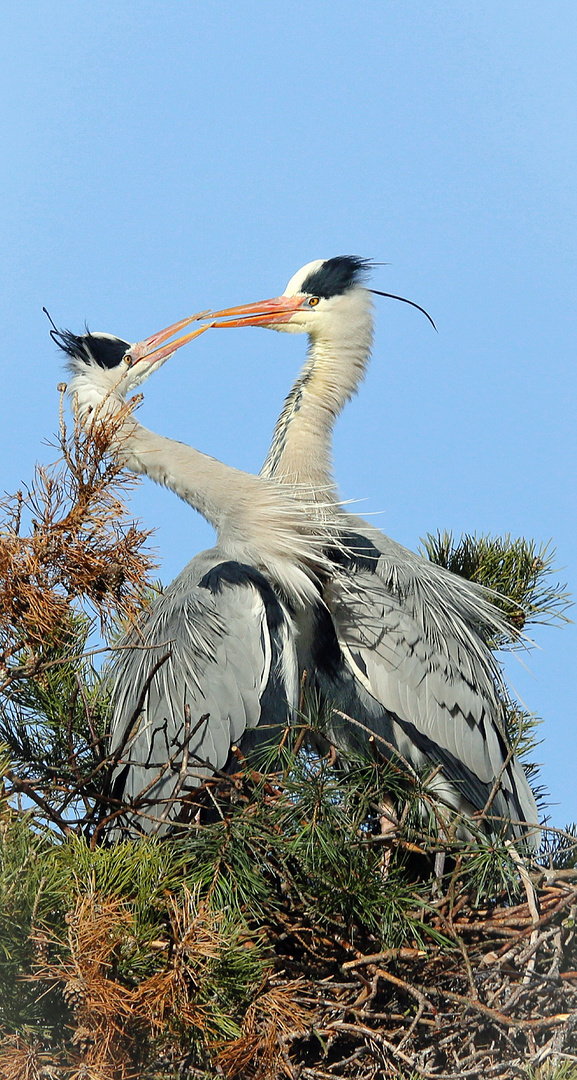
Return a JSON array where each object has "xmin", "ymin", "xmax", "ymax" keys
[
  {"xmin": 202, "ymin": 257, "xmax": 539, "ymax": 844},
  {"xmin": 52, "ymin": 316, "xmax": 339, "ymax": 835}
]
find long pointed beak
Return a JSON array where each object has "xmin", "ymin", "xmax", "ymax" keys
[
  {"xmin": 205, "ymin": 295, "xmax": 307, "ymax": 328},
  {"xmin": 127, "ymin": 312, "xmax": 212, "ymax": 366}
]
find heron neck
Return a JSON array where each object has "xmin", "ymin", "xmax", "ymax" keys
[
  {"xmin": 123, "ymin": 422, "xmax": 255, "ymax": 531},
  {"xmin": 260, "ymin": 327, "xmax": 372, "ymax": 500},
  {"xmin": 106, "ymin": 416, "xmax": 329, "ymax": 607}
]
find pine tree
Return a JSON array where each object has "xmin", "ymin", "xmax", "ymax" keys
[{"xmin": 0, "ymin": 398, "xmax": 575, "ymax": 1080}]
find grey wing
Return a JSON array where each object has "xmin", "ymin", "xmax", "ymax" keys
[
  {"xmin": 108, "ymin": 553, "xmax": 298, "ymax": 835},
  {"xmin": 328, "ymin": 516, "xmax": 538, "ymax": 839},
  {"xmin": 343, "ymin": 513, "xmax": 515, "ymax": 646}
]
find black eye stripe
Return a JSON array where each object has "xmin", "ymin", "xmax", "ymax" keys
[{"xmin": 85, "ymin": 335, "xmax": 132, "ymax": 368}]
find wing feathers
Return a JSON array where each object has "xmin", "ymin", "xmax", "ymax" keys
[
  {"xmin": 108, "ymin": 554, "xmax": 297, "ymax": 835},
  {"xmin": 327, "ymin": 521, "xmax": 538, "ymax": 839}
]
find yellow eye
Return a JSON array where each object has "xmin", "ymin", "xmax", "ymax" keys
[{"xmin": 309, "ymin": 296, "xmax": 320, "ymax": 307}]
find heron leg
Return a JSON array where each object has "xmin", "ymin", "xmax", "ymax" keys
[{"xmin": 378, "ymin": 795, "xmax": 398, "ymax": 879}]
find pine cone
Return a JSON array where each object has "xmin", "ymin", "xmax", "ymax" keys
[{"xmin": 63, "ymin": 976, "xmax": 87, "ymax": 1009}]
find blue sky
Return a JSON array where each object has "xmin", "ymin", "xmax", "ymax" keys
[{"xmin": 0, "ymin": 2, "xmax": 575, "ymax": 824}]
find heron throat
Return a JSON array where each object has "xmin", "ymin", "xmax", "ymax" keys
[{"xmin": 260, "ymin": 327, "xmax": 373, "ymax": 505}]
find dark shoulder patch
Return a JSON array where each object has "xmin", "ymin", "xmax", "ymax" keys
[
  {"xmin": 330, "ymin": 531, "xmax": 381, "ymax": 573},
  {"xmin": 310, "ymin": 600, "xmax": 343, "ymax": 676},
  {"xmin": 300, "ymin": 256, "xmax": 372, "ymax": 299},
  {"xmin": 197, "ymin": 561, "xmax": 286, "ymax": 632}
]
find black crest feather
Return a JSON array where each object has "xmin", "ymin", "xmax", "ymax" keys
[
  {"xmin": 44, "ymin": 308, "xmax": 131, "ymax": 369},
  {"xmin": 300, "ymin": 256, "xmax": 372, "ymax": 299}
]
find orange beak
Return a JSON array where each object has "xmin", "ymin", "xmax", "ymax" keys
[
  {"xmin": 123, "ymin": 295, "xmax": 307, "ymax": 368},
  {"xmin": 204, "ymin": 294, "xmax": 308, "ymax": 328},
  {"xmin": 126, "ymin": 312, "xmax": 212, "ymax": 366}
]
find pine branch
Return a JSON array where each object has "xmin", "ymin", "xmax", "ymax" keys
[{"xmin": 421, "ymin": 530, "xmax": 571, "ymax": 634}]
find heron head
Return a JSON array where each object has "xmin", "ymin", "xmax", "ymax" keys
[
  {"xmin": 191, "ymin": 255, "xmax": 435, "ymax": 343},
  {"xmin": 48, "ymin": 315, "xmax": 210, "ymax": 397},
  {"xmin": 204, "ymin": 256, "xmax": 375, "ymax": 340}
]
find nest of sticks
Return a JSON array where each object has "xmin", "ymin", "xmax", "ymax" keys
[{"xmin": 234, "ymin": 873, "xmax": 577, "ymax": 1080}]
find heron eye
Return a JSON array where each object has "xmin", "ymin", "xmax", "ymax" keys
[
  {"xmin": 123, "ymin": 353, "xmax": 133, "ymax": 366},
  {"xmin": 308, "ymin": 296, "xmax": 320, "ymax": 307}
]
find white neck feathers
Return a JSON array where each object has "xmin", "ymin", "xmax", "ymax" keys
[{"xmin": 261, "ymin": 289, "xmax": 374, "ymax": 498}]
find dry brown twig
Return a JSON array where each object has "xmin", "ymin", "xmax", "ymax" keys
[
  {"xmin": 0, "ymin": 389, "xmax": 156, "ymax": 669},
  {"xmin": 27, "ymin": 888, "xmax": 233, "ymax": 1079},
  {"xmin": 0, "ymin": 394, "xmax": 160, "ymax": 839}
]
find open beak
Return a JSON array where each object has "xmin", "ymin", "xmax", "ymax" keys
[
  {"xmin": 204, "ymin": 294, "xmax": 308, "ymax": 328},
  {"xmin": 123, "ymin": 294, "xmax": 306, "ymax": 368},
  {"xmin": 126, "ymin": 312, "xmax": 212, "ymax": 366}
]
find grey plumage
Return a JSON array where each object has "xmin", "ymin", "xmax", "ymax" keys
[
  {"xmin": 109, "ymin": 550, "xmax": 298, "ymax": 833},
  {"xmin": 52, "ymin": 318, "xmax": 334, "ymax": 836},
  {"xmin": 325, "ymin": 519, "xmax": 532, "ymax": 831},
  {"xmin": 208, "ymin": 257, "xmax": 539, "ymax": 844}
]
